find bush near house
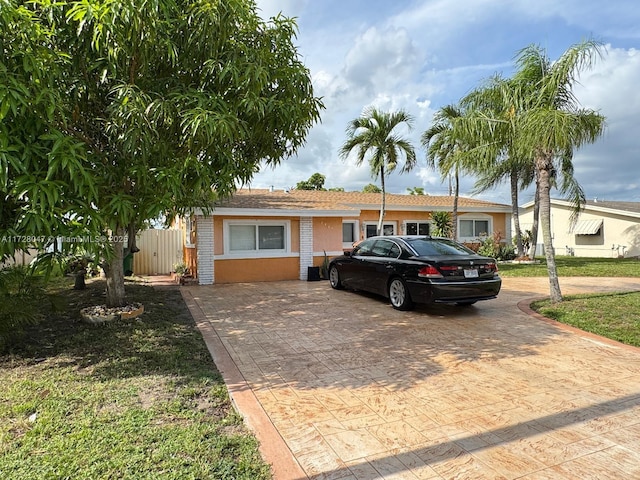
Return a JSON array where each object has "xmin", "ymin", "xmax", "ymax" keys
[{"xmin": 464, "ymin": 232, "xmax": 516, "ymax": 261}]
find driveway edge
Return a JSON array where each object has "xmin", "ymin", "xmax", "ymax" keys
[
  {"xmin": 181, "ymin": 289, "xmax": 308, "ymax": 480},
  {"xmin": 517, "ymin": 296, "xmax": 640, "ymax": 353}
]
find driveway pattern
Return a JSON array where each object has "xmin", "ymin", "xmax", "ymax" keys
[{"xmin": 182, "ymin": 277, "xmax": 640, "ymax": 479}]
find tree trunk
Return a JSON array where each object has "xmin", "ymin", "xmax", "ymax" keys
[
  {"xmin": 105, "ymin": 227, "xmax": 127, "ymax": 307},
  {"xmin": 536, "ymin": 154, "xmax": 562, "ymax": 303},
  {"xmin": 452, "ymin": 169, "xmax": 459, "ymax": 240},
  {"xmin": 528, "ymin": 182, "xmax": 540, "ymax": 260},
  {"xmin": 510, "ymin": 170, "xmax": 524, "ymax": 257},
  {"xmin": 377, "ymin": 167, "xmax": 386, "ymax": 235}
]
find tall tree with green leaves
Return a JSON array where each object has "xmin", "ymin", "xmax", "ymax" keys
[
  {"xmin": 340, "ymin": 107, "xmax": 416, "ymax": 235},
  {"xmin": 362, "ymin": 183, "xmax": 382, "ymax": 193},
  {"xmin": 407, "ymin": 187, "xmax": 426, "ymax": 195},
  {"xmin": 296, "ymin": 172, "xmax": 326, "ymax": 190},
  {"xmin": 460, "ymin": 77, "xmax": 533, "ymax": 257},
  {"xmin": 456, "ymin": 40, "xmax": 606, "ymax": 302},
  {"xmin": 421, "ymin": 105, "xmax": 472, "ymax": 240},
  {"xmin": 0, "ymin": 0, "xmax": 323, "ymax": 307}
]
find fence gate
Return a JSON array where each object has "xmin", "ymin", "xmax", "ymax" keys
[{"xmin": 133, "ymin": 229, "xmax": 183, "ymax": 275}]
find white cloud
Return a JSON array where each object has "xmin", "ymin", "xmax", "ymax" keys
[{"xmin": 249, "ymin": 1, "xmax": 640, "ymax": 202}]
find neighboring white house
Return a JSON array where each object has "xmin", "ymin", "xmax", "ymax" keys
[{"xmin": 519, "ymin": 199, "xmax": 640, "ymax": 258}]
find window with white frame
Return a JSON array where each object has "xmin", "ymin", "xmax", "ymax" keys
[
  {"xmin": 404, "ymin": 221, "xmax": 431, "ymax": 236},
  {"xmin": 365, "ymin": 222, "xmax": 395, "ymax": 238},
  {"xmin": 225, "ymin": 220, "xmax": 289, "ymax": 256},
  {"xmin": 342, "ymin": 221, "xmax": 358, "ymax": 246},
  {"xmin": 458, "ymin": 217, "xmax": 491, "ymax": 240}
]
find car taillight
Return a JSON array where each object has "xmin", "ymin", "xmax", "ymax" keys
[
  {"xmin": 486, "ymin": 262, "xmax": 498, "ymax": 272},
  {"xmin": 439, "ymin": 266, "xmax": 459, "ymax": 272},
  {"xmin": 418, "ymin": 265, "xmax": 443, "ymax": 278}
]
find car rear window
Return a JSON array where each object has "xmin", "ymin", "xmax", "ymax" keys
[{"xmin": 406, "ymin": 238, "xmax": 476, "ymax": 256}]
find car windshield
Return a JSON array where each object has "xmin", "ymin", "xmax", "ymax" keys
[{"xmin": 405, "ymin": 238, "xmax": 476, "ymax": 256}]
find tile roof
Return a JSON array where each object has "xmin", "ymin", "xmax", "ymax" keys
[
  {"xmin": 585, "ymin": 200, "xmax": 640, "ymax": 214},
  {"xmin": 213, "ymin": 188, "xmax": 510, "ymax": 212}
]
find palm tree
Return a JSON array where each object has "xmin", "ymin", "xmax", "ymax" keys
[
  {"xmin": 460, "ymin": 77, "xmax": 533, "ymax": 257},
  {"xmin": 458, "ymin": 40, "xmax": 606, "ymax": 302},
  {"xmin": 340, "ymin": 107, "xmax": 417, "ymax": 235},
  {"xmin": 421, "ymin": 104, "xmax": 471, "ymax": 240}
]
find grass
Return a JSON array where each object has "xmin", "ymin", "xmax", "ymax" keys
[
  {"xmin": 498, "ymin": 255, "xmax": 640, "ymax": 277},
  {"xmin": 0, "ymin": 277, "xmax": 271, "ymax": 480},
  {"xmin": 509, "ymin": 256, "xmax": 640, "ymax": 348},
  {"xmin": 532, "ymin": 292, "xmax": 640, "ymax": 347}
]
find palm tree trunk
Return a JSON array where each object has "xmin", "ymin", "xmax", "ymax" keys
[
  {"xmin": 528, "ymin": 183, "xmax": 540, "ymax": 260},
  {"xmin": 452, "ymin": 169, "xmax": 459, "ymax": 240},
  {"xmin": 377, "ymin": 166, "xmax": 386, "ymax": 235},
  {"xmin": 510, "ymin": 170, "xmax": 524, "ymax": 257},
  {"xmin": 536, "ymin": 153, "xmax": 562, "ymax": 302}
]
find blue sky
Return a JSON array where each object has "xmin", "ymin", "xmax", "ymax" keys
[{"xmin": 252, "ymin": 0, "xmax": 640, "ymax": 204}]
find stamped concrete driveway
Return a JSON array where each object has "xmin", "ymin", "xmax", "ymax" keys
[{"xmin": 182, "ymin": 277, "xmax": 640, "ymax": 479}]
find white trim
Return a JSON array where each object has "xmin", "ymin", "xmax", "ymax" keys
[
  {"xmin": 314, "ymin": 250, "xmax": 345, "ymax": 257},
  {"xmin": 223, "ymin": 219, "xmax": 291, "ymax": 258},
  {"xmin": 215, "ymin": 252, "xmax": 300, "ymax": 260}
]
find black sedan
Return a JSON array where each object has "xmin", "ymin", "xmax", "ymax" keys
[{"xmin": 328, "ymin": 235, "xmax": 501, "ymax": 310}]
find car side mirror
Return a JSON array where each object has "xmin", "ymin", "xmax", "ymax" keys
[{"xmin": 343, "ymin": 250, "xmax": 352, "ymax": 257}]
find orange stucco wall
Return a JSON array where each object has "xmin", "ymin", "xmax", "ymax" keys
[
  {"xmin": 183, "ymin": 246, "xmax": 197, "ymax": 277},
  {"xmin": 312, "ymin": 217, "xmax": 344, "ymax": 252},
  {"xmin": 214, "ymin": 257, "xmax": 300, "ymax": 283}
]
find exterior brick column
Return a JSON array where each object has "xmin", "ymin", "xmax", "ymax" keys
[
  {"xmin": 196, "ymin": 215, "xmax": 214, "ymax": 285},
  {"xmin": 299, "ymin": 217, "xmax": 313, "ymax": 280}
]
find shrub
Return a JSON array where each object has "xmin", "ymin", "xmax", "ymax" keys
[
  {"xmin": 430, "ymin": 211, "xmax": 452, "ymax": 237},
  {"xmin": 477, "ymin": 232, "xmax": 516, "ymax": 261},
  {"xmin": 0, "ymin": 265, "xmax": 60, "ymax": 351}
]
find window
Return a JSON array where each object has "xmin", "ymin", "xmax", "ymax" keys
[
  {"xmin": 342, "ymin": 221, "xmax": 358, "ymax": 245},
  {"xmin": 404, "ymin": 221, "xmax": 431, "ymax": 236},
  {"xmin": 365, "ymin": 223, "xmax": 395, "ymax": 238},
  {"xmin": 225, "ymin": 220, "xmax": 289, "ymax": 256},
  {"xmin": 371, "ymin": 239, "xmax": 401, "ymax": 258},
  {"xmin": 459, "ymin": 219, "xmax": 490, "ymax": 238}
]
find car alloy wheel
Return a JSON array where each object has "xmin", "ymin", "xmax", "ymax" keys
[
  {"xmin": 388, "ymin": 277, "xmax": 413, "ymax": 310},
  {"xmin": 329, "ymin": 265, "xmax": 343, "ymax": 289}
]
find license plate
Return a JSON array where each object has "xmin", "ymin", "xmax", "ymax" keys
[{"xmin": 464, "ymin": 268, "xmax": 479, "ymax": 278}]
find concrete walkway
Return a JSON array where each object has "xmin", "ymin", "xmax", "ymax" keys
[{"xmin": 182, "ymin": 277, "xmax": 640, "ymax": 479}]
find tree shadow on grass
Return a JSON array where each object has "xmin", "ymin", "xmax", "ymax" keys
[{"xmin": 2, "ymin": 278, "xmax": 222, "ymax": 386}]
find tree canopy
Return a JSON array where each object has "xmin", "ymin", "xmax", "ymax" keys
[
  {"xmin": 340, "ymin": 107, "xmax": 416, "ymax": 235},
  {"xmin": 0, "ymin": 0, "xmax": 323, "ymax": 306},
  {"xmin": 296, "ymin": 172, "xmax": 326, "ymax": 190}
]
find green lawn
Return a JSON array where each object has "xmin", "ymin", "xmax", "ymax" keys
[
  {"xmin": 511, "ymin": 256, "xmax": 640, "ymax": 347},
  {"xmin": 498, "ymin": 255, "xmax": 640, "ymax": 277},
  {"xmin": 0, "ymin": 278, "xmax": 271, "ymax": 480}
]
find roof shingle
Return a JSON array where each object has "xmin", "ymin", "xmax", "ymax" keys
[{"xmin": 214, "ymin": 188, "xmax": 510, "ymax": 212}]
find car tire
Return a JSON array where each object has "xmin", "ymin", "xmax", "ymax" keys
[
  {"xmin": 456, "ymin": 301, "xmax": 477, "ymax": 306},
  {"xmin": 388, "ymin": 277, "xmax": 414, "ymax": 311},
  {"xmin": 329, "ymin": 265, "xmax": 344, "ymax": 290}
]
